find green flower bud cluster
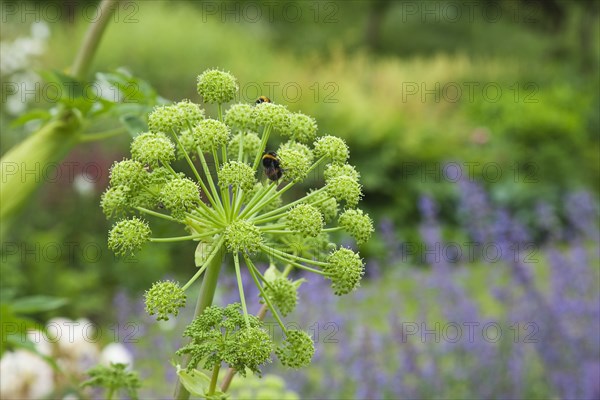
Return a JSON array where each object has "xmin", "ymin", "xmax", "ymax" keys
[
  {"xmin": 261, "ymin": 277, "xmax": 298, "ymax": 317},
  {"xmin": 108, "ymin": 217, "xmax": 151, "ymax": 256},
  {"xmin": 228, "ymin": 131, "xmax": 261, "ymax": 160},
  {"xmin": 275, "ymin": 330, "xmax": 315, "ymax": 369},
  {"xmin": 218, "ymin": 161, "xmax": 256, "ymax": 192},
  {"xmin": 131, "ymin": 132, "xmax": 176, "ymax": 167},
  {"xmin": 225, "ymin": 220, "xmax": 263, "ymax": 253},
  {"xmin": 286, "ymin": 204, "xmax": 323, "ymax": 237},
  {"xmin": 197, "ymin": 69, "xmax": 238, "ymax": 104},
  {"xmin": 148, "ymin": 100, "xmax": 205, "ymax": 134},
  {"xmin": 144, "ymin": 280, "xmax": 187, "ymax": 321},
  {"xmin": 339, "ymin": 208, "xmax": 374, "ymax": 245},
  {"xmin": 160, "ymin": 178, "xmax": 201, "ymax": 220},
  {"xmin": 323, "ymin": 247, "xmax": 365, "ymax": 295},
  {"xmin": 101, "ymin": 69, "xmax": 373, "ymax": 388},
  {"xmin": 176, "ymin": 303, "xmax": 272, "ymax": 377},
  {"xmin": 82, "ymin": 363, "xmax": 141, "ymax": 399}
]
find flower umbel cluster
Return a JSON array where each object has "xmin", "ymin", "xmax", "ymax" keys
[
  {"xmin": 176, "ymin": 303, "xmax": 271, "ymax": 377},
  {"xmin": 101, "ymin": 69, "xmax": 372, "ymax": 395}
]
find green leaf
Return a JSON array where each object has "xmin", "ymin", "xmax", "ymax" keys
[
  {"xmin": 120, "ymin": 114, "xmax": 148, "ymax": 137},
  {"xmin": 0, "ymin": 304, "xmax": 36, "ymax": 356},
  {"xmin": 38, "ymin": 69, "xmax": 85, "ymax": 98},
  {"xmin": 264, "ymin": 264, "xmax": 281, "ymax": 282},
  {"xmin": 195, "ymin": 240, "xmax": 215, "ymax": 267},
  {"xmin": 176, "ymin": 365, "xmax": 211, "ymax": 396},
  {"xmin": 11, "ymin": 296, "xmax": 68, "ymax": 314},
  {"xmin": 10, "ymin": 109, "xmax": 52, "ymax": 127},
  {"xmin": 97, "ymin": 69, "xmax": 159, "ymax": 104}
]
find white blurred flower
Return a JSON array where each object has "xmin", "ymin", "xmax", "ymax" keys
[
  {"xmin": 31, "ymin": 22, "xmax": 50, "ymax": 40},
  {"xmin": 0, "ymin": 349, "xmax": 54, "ymax": 399},
  {"xmin": 100, "ymin": 342, "xmax": 134, "ymax": 368},
  {"xmin": 46, "ymin": 317, "xmax": 100, "ymax": 373},
  {"xmin": 73, "ymin": 173, "xmax": 96, "ymax": 196},
  {"xmin": 3, "ymin": 70, "xmax": 40, "ymax": 116},
  {"xmin": 26, "ymin": 330, "xmax": 53, "ymax": 357}
]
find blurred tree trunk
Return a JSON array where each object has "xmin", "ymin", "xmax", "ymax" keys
[
  {"xmin": 364, "ymin": 0, "xmax": 392, "ymax": 51},
  {"xmin": 579, "ymin": 0, "xmax": 599, "ymax": 73}
]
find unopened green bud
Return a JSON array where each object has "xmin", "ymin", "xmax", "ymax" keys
[
  {"xmin": 225, "ymin": 103, "xmax": 254, "ymax": 131},
  {"xmin": 276, "ymin": 330, "xmax": 314, "ymax": 369},
  {"xmin": 144, "ymin": 280, "xmax": 187, "ymax": 321},
  {"xmin": 131, "ymin": 132, "xmax": 176, "ymax": 167},
  {"xmin": 109, "ymin": 159, "xmax": 147, "ymax": 189},
  {"xmin": 252, "ymin": 103, "xmax": 290, "ymax": 133},
  {"xmin": 108, "ymin": 217, "xmax": 151, "ymax": 256},
  {"xmin": 324, "ymin": 163, "xmax": 360, "ymax": 182},
  {"xmin": 338, "ymin": 209, "xmax": 373, "ymax": 245},
  {"xmin": 262, "ymin": 277, "xmax": 297, "ymax": 317},
  {"xmin": 286, "ymin": 204, "xmax": 323, "ymax": 237},
  {"xmin": 218, "ymin": 161, "xmax": 256, "ymax": 192},
  {"xmin": 314, "ymin": 135, "xmax": 349, "ymax": 164},
  {"xmin": 160, "ymin": 178, "xmax": 200, "ymax": 219},
  {"xmin": 326, "ymin": 175, "xmax": 362, "ymax": 208},
  {"xmin": 323, "ymin": 247, "xmax": 364, "ymax": 295},
  {"xmin": 197, "ymin": 69, "xmax": 238, "ymax": 104},
  {"xmin": 286, "ymin": 112, "xmax": 317, "ymax": 144},
  {"xmin": 225, "ymin": 220, "xmax": 263, "ymax": 253},
  {"xmin": 193, "ymin": 118, "xmax": 230, "ymax": 151},
  {"xmin": 278, "ymin": 147, "xmax": 310, "ymax": 182},
  {"xmin": 101, "ymin": 186, "xmax": 131, "ymax": 219}
]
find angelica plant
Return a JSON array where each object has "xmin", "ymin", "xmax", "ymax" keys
[{"xmin": 101, "ymin": 69, "xmax": 373, "ymax": 398}]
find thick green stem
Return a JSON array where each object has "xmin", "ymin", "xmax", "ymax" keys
[
  {"xmin": 207, "ymin": 363, "xmax": 221, "ymax": 396},
  {"xmin": 174, "ymin": 242, "xmax": 225, "ymax": 400},
  {"xmin": 71, "ymin": 0, "xmax": 119, "ymax": 80},
  {"xmin": 0, "ymin": 0, "xmax": 116, "ymax": 235},
  {"xmin": 233, "ymin": 253, "xmax": 251, "ymax": 327}
]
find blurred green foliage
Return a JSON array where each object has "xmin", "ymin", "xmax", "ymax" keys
[{"xmin": 1, "ymin": 0, "xmax": 598, "ymax": 323}]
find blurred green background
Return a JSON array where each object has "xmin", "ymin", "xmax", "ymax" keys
[{"xmin": 1, "ymin": 0, "xmax": 599, "ymax": 398}]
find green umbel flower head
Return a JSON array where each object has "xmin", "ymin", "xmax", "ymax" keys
[
  {"xmin": 225, "ymin": 220, "xmax": 263, "ymax": 253},
  {"xmin": 197, "ymin": 69, "xmax": 238, "ymax": 104},
  {"xmin": 102, "ymin": 69, "xmax": 371, "ymax": 380},
  {"xmin": 145, "ymin": 280, "xmax": 187, "ymax": 321},
  {"xmin": 275, "ymin": 330, "xmax": 314, "ymax": 368},
  {"xmin": 131, "ymin": 132, "xmax": 175, "ymax": 167},
  {"xmin": 323, "ymin": 247, "xmax": 365, "ymax": 295},
  {"xmin": 225, "ymin": 103, "xmax": 254, "ymax": 131},
  {"xmin": 339, "ymin": 208, "xmax": 374, "ymax": 245},
  {"xmin": 262, "ymin": 277, "xmax": 298, "ymax": 317},
  {"xmin": 314, "ymin": 135, "xmax": 349, "ymax": 164},
  {"xmin": 108, "ymin": 217, "xmax": 151, "ymax": 256},
  {"xmin": 286, "ymin": 204, "xmax": 323, "ymax": 237}
]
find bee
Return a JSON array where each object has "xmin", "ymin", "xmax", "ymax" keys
[
  {"xmin": 255, "ymin": 95, "xmax": 271, "ymax": 105},
  {"xmin": 262, "ymin": 151, "xmax": 283, "ymax": 182}
]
